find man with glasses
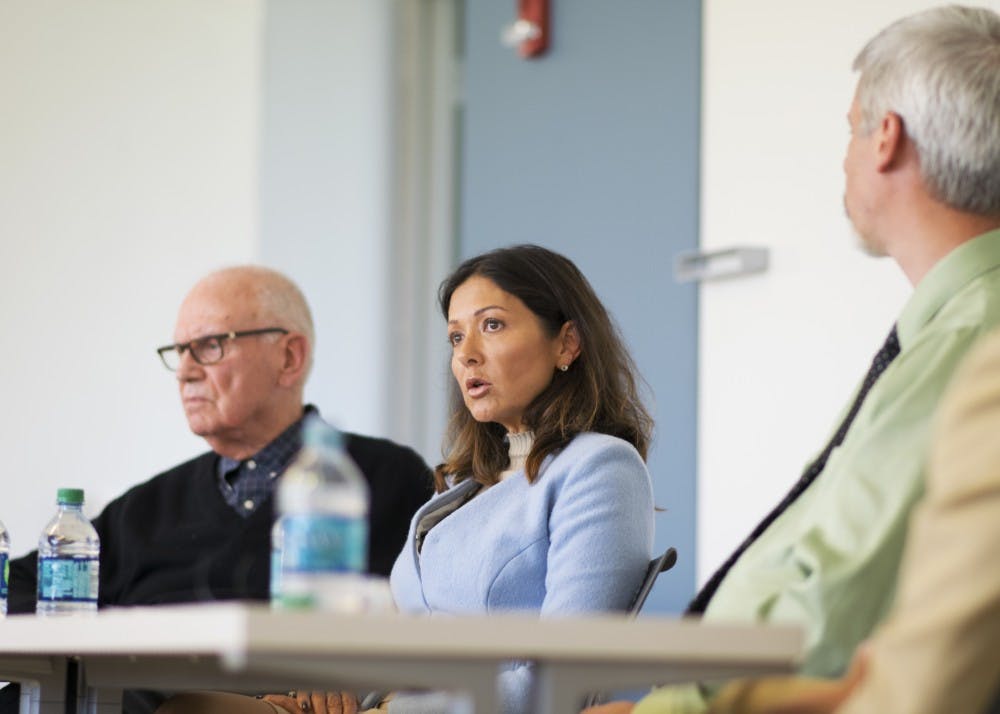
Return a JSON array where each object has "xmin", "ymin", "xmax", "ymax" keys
[{"xmin": 2, "ymin": 265, "xmax": 434, "ymax": 713}]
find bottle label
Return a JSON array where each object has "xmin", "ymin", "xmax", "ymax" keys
[
  {"xmin": 270, "ymin": 546, "xmax": 281, "ymax": 602},
  {"xmin": 281, "ymin": 515, "xmax": 366, "ymax": 574},
  {"xmin": 0, "ymin": 553, "xmax": 7, "ymax": 602},
  {"xmin": 38, "ymin": 556, "xmax": 99, "ymax": 603}
]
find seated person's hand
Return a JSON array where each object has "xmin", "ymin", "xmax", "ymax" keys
[
  {"xmin": 262, "ymin": 690, "xmax": 359, "ymax": 714},
  {"xmin": 707, "ymin": 643, "xmax": 871, "ymax": 714},
  {"xmin": 581, "ymin": 702, "xmax": 636, "ymax": 714}
]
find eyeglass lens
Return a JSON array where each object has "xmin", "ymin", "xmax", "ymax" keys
[{"xmin": 160, "ymin": 336, "xmax": 224, "ymax": 370}]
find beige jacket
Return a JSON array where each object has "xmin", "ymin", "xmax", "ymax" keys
[{"xmin": 836, "ymin": 328, "xmax": 1000, "ymax": 714}]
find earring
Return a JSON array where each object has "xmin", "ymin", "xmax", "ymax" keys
[{"xmin": 559, "ymin": 364, "xmax": 569, "ymax": 372}]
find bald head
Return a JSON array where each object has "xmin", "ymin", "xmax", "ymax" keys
[
  {"xmin": 186, "ymin": 266, "xmax": 315, "ymax": 359},
  {"xmin": 172, "ymin": 265, "xmax": 314, "ymax": 458}
]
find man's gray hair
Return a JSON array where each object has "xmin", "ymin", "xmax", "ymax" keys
[{"xmin": 853, "ymin": 5, "xmax": 1000, "ymax": 216}]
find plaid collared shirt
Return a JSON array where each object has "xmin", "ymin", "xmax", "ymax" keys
[{"xmin": 216, "ymin": 408, "xmax": 314, "ymax": 517}]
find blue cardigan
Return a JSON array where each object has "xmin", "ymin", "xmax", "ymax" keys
[{"xmin": 389, "ymin": 432, "xmax": 655, "ymax": 713}]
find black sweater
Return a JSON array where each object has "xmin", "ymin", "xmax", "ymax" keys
[{"xmin": 8, "ymin": 432, "xmax": 433, "ymax": 612}]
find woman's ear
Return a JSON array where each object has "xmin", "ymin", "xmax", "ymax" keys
[{"xmin": 556, "ymin": 321, "xmax": 582, "ymax": 367}]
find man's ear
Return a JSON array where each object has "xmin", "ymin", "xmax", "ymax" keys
[
  {"xmin": 556, "ymin": 321, "xmax": 582, "ymax": 367},
  {"xmin": 277, "ymin": 333, "xmax": 309, "ymax": 387},
  {"xmin": 875, "ymin": 111, "xmax": 906, "ymax": 172}
]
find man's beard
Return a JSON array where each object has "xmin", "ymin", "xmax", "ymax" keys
[{"xmin": 844, "ymin": 194, "xmax": 888, "ymax": 257}]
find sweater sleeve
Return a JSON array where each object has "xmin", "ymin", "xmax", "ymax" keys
[
  {"xmin": 542, "ymin": 435, "xmax": 655, "ymax": 615},
  {"xmin": 7, "ymin": 550, "xmax": 37, "ymax": 614}
]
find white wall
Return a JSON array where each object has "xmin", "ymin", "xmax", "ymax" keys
[
  {"xmin": 0, "ymin": 1, "xmax": 416, "ymax": 563},
  {"xmin": 257, "ymin": 0, "xmax": 399, "ymax": 441},
  {"xmin": 256, "ymin": 0, "xmax": 453, "ymax": 463},
  {"xmin": 0, "ymin": 1, "xmax": 263, "ymax": 555},
  {"xmin": 698, "ymin": 0, "xmax": 1000, "ymax": 579}
]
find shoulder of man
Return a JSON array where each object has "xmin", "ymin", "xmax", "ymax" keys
[
  {"xmin": 118, "ymin": 450, "xmax": 218, "ymax": 494},
  {"xmin": 92, "ymin": 451, "xmax": 219, "ymax": 521},
  {"xmin": 341, "ymin": 432, "xmax": 433, "ymax": 490}
]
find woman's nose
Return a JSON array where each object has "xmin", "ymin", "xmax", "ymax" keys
[{"xmin": 456, "ymin": 335, "xmax": 482, "ymax": 365}]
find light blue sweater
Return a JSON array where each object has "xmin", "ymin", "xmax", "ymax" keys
[{"xmin": 389, "ymin": 432, "xmax": 656, "ymax": 714}]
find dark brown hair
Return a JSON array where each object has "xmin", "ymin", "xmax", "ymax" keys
[{"xmin": 434, "ymin": 244, "xmax": 653, "ymax": 492}]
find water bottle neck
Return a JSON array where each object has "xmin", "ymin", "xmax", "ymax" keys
[{"xmin": 312, "ymin": 444, "xmax": 340, "ymax": 460}]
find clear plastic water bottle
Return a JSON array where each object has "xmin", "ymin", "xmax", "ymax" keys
[
  {"xmin": 0, "ymin": 518, "xmax": 9, "ymax": 617},
  {"xmin": 36, "ymin": 488, "xmax": 100, "ymax": 616},
  {"xmin": 269, "ymin": 518, "xmax": 282, "ymax": 607},
  {"xmin": 273, "ymin": 416, "xmax": 369, "ymax": 611}
]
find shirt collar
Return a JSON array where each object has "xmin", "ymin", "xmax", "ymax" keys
[
  {"xmin": 217, "ymin": 404, "xmax": 318, "ymax": 477},
  {"xmin": 897, "ymin": 227, "xmax": 1000, "ymax": 348}
]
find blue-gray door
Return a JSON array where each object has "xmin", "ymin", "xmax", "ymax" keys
[{"xmin": 458, "ymin": 0, "xmax": 700, "ymax": 613}]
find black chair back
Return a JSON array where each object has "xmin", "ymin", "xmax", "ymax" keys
[
  {"xmin": 986, "ymin": 679, "xmax": 1000, "ymax": 714},
  {"xmin": 629, "ymin": 547, "xmax": 678, "ymax": 614},
  {"xmin": 581, "ymin": 547, "xmax": 679, "ymax": 709}
]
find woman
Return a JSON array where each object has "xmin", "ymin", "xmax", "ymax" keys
[{"xmin": 159, "ymin": 244, "xmax": 656, "ymax": 714}]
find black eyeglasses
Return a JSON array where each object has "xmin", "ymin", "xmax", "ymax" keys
[{"xmin": 156, "ymin": 328, "xmax": 289, "ymax": 371}]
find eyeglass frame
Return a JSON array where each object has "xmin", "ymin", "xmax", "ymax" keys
[{"xmin": 156, "ymin": 327, "xmax": 290, "ymax": 371}]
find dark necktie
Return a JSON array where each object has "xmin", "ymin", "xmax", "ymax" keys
[{"xmin": 687, "ymin": 325, "xmax": 901, "ymax": 615}]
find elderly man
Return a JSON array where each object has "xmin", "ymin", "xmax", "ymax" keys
[
  {"xmin": 2, "ymin": 266, "xmax": 434, "ymax": 712},
  {"xmin": 594, "ymin": 6, "xmax": 1000, "ymax": 714}
]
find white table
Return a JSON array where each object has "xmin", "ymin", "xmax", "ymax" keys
[{"xmin": 0, "ymin": 603, "xmax": 802, "ymax": 714}]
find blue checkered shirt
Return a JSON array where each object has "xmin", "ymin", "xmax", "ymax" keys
[{"xmin": 216, "ymin": 408, "xmax": 313, "ymax": 517}]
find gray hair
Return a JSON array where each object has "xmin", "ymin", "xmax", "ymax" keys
[{"xmin": 853, "ymin": 5, "xmax": 1000, "ymax": 216}]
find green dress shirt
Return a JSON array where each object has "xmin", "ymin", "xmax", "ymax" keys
[{"xmin": 635, "ymin": 228, "xmax": 1000, "ymax": 714}]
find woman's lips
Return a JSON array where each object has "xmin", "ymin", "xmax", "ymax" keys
[{"xmin": 465, "ymin": 378, "xmax": 491, "ymax": 398}]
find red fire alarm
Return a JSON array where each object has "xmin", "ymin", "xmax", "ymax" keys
[{"xmin": 501, "ymin": 0, "xmax": 550, "ymax": 59}]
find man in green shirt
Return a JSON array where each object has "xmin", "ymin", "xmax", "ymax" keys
[{"xmin": 593, "ymin": 6, "xmax": 1000, "ymax": 714}]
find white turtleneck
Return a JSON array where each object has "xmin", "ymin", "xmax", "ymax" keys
[
  {"xmin": 415, "ymin": 430, "xmax": 536, "ymax": 551},
  {"xmin": 499, "ymin": 430, "xmax": 534, "ymax": 481}
]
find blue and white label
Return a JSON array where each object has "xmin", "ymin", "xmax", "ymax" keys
[
  {"xmin": 281, "ymin": 515, "xmax": 366, "ymax": 575},
  {"xmin": 38, "ymin": 556, "xmax": 99, "ymax": 603},
  {"xmin": 0, "ymin": 553, "xmax": 8, "ymax": 602},
  {"xmin": 270, "ymin": 545, "xmax": 282, "ymax": 601}
]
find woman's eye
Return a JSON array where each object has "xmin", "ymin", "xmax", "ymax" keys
[
  {"xmin": 448, "ymin": 332, "xmax": 463, "ymax": 346},
  {"xmin": 483, "ymin": 318, "xmax": 502, "ymax": 331}
]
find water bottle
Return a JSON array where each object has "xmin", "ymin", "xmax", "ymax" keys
[
  {"xmin": 269, "ymin": 518, "xmax": 282, "ymax": 607},
  {"xmin": 273, "ymin": 416, "xmax": 369, "ymax": 611},
  {"xmin": 36, "ymin": 488, "xmax": 100, "ymax": 616},
  {"xmin": 0, "ymin": 518, "xmax": 9, "ymax": 617}
]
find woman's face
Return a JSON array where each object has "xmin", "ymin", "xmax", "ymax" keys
[{"xmin": 447, "ymin": 275, "xmax": 573, "ymax": 433}]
